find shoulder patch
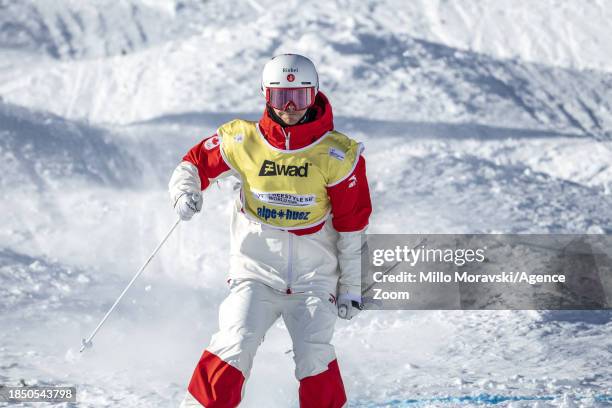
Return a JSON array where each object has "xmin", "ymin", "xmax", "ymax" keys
[
  {"xmin": 204, "ymin": 135, "xmax": 220, "ymax": 150},
  {"xmin": 329, "ymin": 147, "xmax": 346, "ymax": 161}
]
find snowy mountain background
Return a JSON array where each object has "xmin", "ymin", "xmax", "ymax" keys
[{"xmin": 0, "ymin": 0, "xmax": 611, "ymax": 407}]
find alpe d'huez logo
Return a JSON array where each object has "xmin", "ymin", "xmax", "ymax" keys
[{"xmin": 259, "ymin": 160, "xmax": 310, "ymax": 177}]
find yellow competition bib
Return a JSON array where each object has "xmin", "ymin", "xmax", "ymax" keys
[{"xmin": 218, "ymin": 119, "xmax": 362, "ymax": 229}]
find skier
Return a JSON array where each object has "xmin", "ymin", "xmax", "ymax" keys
[{"xmin": 169, "ymin": 54, "xmax": 372, "ymax": 408}]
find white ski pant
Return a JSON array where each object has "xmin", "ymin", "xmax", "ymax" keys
[{"xmin": 180, "ymin": 279, "xmax": 347, "ymax": 408}]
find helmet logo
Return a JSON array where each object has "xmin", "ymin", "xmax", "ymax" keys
[{"xmin": 287, "ymin": 74, "xmax": 295, "ymax": 82}]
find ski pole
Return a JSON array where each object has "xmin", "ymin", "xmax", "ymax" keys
[{"xmin": 80, "ymin": 217, "xmax": 182, "ymax": 352}]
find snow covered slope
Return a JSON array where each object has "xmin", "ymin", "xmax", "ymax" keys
[
  {"xmin": 0, "ymin": 101, "xmax": 138, "ymax": 191},
  {"xmin": 0, "ymin": 0, "xmax": 171, "ymax": 59},
  {"xmin": 370, "ymin": 0, "xmax": 612, "ymax": 72},
  {"xmin": 0, "ymin": 1, "xmax": 611, "ymax": 407},
  {"xmin": 2, "ymin": 117, "xmax": 610, "ymax": 407},
  {"xmin": 3, "ymin": 0, "xmax": 610, "ymax": 70},
  {"xmin": 2, "ymin": 31, "xmax": 612, "ymax": 139},
  {"xmin": 0, "ymin": 0, "xmax": 612, "ymax": 137}
]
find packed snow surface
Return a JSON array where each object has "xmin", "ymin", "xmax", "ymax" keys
[{"xmin": 0, "ymin": 1, "xmax": 611, "ymax": 407}]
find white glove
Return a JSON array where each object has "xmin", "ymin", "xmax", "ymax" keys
[
  {"xmin": 337, "ymin": 288, "xmax": 362, "ymax": 320},
  {"xmin": 174, "ymin": 192, "xmax": 202, "ymax": 221}
]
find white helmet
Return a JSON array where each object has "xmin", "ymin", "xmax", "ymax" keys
[{"xmin": 261, "ymin": 54, "xmax": 319, "ymax": 95}]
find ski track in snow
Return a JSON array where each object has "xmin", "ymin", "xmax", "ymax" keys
[{"xmin": 1, "ymin": 1, "xmax": 612, "ymax": 407}]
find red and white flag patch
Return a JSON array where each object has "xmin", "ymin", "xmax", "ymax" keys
[{"xmin": 204, "ymin": 135, "xmax": 220, "ymax": 150}]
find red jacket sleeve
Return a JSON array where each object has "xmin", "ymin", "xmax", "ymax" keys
[
  {"xmin": 182, "ymin": 134, "xmax": 231, "ymax": 190},
  {"xmin": 326, "ymin": 156, "xmax": 372, "ymax": 232}
]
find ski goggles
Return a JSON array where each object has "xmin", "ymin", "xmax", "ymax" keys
[{"xmin": 265, "ymin": 87, "xmax": 316, "ymax": 111}]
